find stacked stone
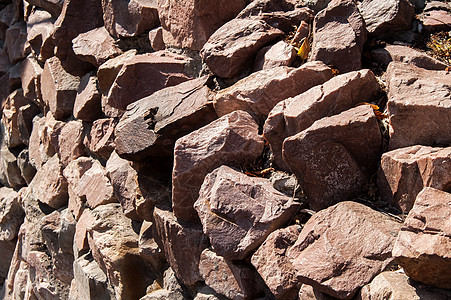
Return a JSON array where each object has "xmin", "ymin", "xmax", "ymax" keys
[{"xmin": 0, "ymin": 0, "xmax": 450, "ymax": 299}]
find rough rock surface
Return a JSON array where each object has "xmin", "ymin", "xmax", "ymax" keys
[
  {"xmin": 73, "ymin": 72, "xmax": 103, "ymax": 121},
  {"xmin": 21, "ymin": 55, "xmax": 43, "ymax": 104},
  {"xmin": 378, "ymin": 145, "xmax": 451, "ymax": 213},
  {"xmin": 195, "ymin": 165, "xmax": 299, "ymax": 260},
  {"xmin": 264, "ymin": 69, "xmax": 380, "ymax": 170},
  {"xmin": 358, "ymin": 0, "xmax": 414, "ymax": 36},
  {"xmin": 287, "ymin": 201, "xmax": 402, "ymax": 299},
  {"xmin": 153, "ymin": 207, "xmax": 207, "ymax": 286},
  {"xmin": 201, "ymin": 18, "xmax": 284, "ymax": 78},
  {"xmin": 106, "ymin": 51, "xmax": 194, "ymax": 110},
  {"xmin": 85, "ymin": 118, "xmax": 116, "ymax": 159},
  {"xmin": 172, "ymin": 110, "xmax": 264, "ymax": 222},
  {"xmin": 114, "ymin": 76, "xmax": 217, "ymax": 160},
  {"xmin": 370, "ymin": 44, "xmax": 448, "ymax": 70},
  {"xmin": 386, "ymin": 62, "xmax": 451, "ymax": 150},
  {"xmin": 283, "ymin": 105, "xmax": 382, "ymax": 210},
  {"xmin": 50, "ymin": 119, "xmax": 85, "ymax": 167},
  {"xmin": 392, "ymin": 188, "xmax": 451, "ymax": 289},
  {"xmin": 359, "ymin": 271, "xmax": 451, "ymax": 300},
  {"xmin": 214, "ymin": 61, "xmax": 333, "ymax": 122},
  {"xmin": 158, "ymin": 0, "xmax": 246, "ymax": 51},
  {"xmin": 251, "ymin": 225, "xmax": 302, "ymax": 299},
  {"xmin": 310, "ymin": 0, "xmax": 367, "ymax": 73}
]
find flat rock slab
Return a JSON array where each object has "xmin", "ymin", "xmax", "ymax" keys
[
  {"xmin": 87, "ymin": 203, "xmax": 155, "ymax": 300},
  {"xmin": 172, "ymin": 110, "xmax": 264, "ymax": 222},
  {"xmin": 40, "ymin": 56, "xmax": 81, "ymax": 120},
  {"xmin": 283, "ymin": 105, "xmax": 382, "ymax": 211},
  {"xmin": 158, "ymin": 0, "xmax": 246, "ymax": 51},
  {"xmin": 194, "ymin": 165, "xmax": 299, "ymax": 260},
  {"xmin": 102, "ymin": 0, "xmax": 159, "ymax": 38},
  {"xmin": 393, "ymin": 187, "xmax": 451, "ymax": 289},
  {"xmin": 287, "ymin": 201, "xmax": 402, "ymax": 299},
  {"xmin": 21, "ymin": 55, "xmax": 43, "ymax": 105},
  {"xmin": 214, "ymin": 61, "xmax": 333, "ymax": 123},
  {"xmin": 153, "ymin": 207, "xmax": 208, "ymax": 286},
  {"xmin": 73, "ymin": 73, "xmax": 103, "ymax": 121},
  {"xmin": 386, "ymin": 62, "xmax": 451, "ymax": 150},
  {"xmin": 360, "ymin": 271, "xmax": 451, "ymax": 300},
  {"xmin": 107, "ymin": 51, "xmax": 194, "ymax": 110},
  {"xmin": 97, "ymin": 49, "xmax": 137, "ymax": 95},
  {"xmin": 378, "ymin": 145, "xmax": 451, "ymax": 213},
  {"xmin": 114, "ymin": 76, "xmax": 217, "ymax": 160},
  {"xmin": 421, "ymin": 10, "xmax": 451, "ymax": 32},
  {"xmin": 264, "ymin": 69, "xmax": 380, "ymax": 170},
  {"xmin": 200, "ymin": 18, "xmax": 284, "ymax": 78},
  {"xmin": 370, "ymin": 44, "xmax": 448, "ymax": 70},
  {"xmin": 358, "ymin": 0, "xmax": 414, "ymax": 36},
  {"xmin": 251, "ymin": 225, "xmax": 302, "ymax": 300},
  {"xmin": 72, "ymin": 26, "xmax": 123, "ymax": 67},
  {"xmin": 310, "ymin": 0, "xmax": 366, "ymax": 73}
]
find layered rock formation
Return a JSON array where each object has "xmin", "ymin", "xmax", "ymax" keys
[{"xmin": 0, "ymin": 0, "xmax": 450, "ymax": 299}]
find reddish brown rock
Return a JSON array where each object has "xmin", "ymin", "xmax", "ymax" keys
[
  {"xmin": 200, "ymin": 18, "xmax": 284, "ymax": 78},
  {"xmin": 194, "ymin": 165, "xmax": 299, "ymax": 260},
  {"xmin": 17, "ymin": 102, "xmax": 41, "ymax": 147},
  {"xmin": 5, "ymin": 22, "xmax": 30, "ymax": 64},
  {"xmin": 310, "ymin": 0, "xmax": 366, "ymax": 73},
  {"xmin": 20, "ymin": 55, "xmax": 43, "ymax": 105},
  {"xmin": 264, "ymin": 69, "xmax": 380, "ymax": 170},
  {"xmin": 0, "ymin": 144, "xmax": 26, "ymax": 188},
  {"xmin": 106, "ymin": 51, "xmax": 194, "ymax": 110},
  {"xmin": 378, "ymin": 146, "xmax": 451, "ymax": 213},
  {"xmin": 87, "ymin": 203, "xmax": 155, "ymax": 299},
  {"xmin": 17, "ymin": 149, "xmax": 37, "ymax": 184},
  {"xmin": 26, "ymin": 8, "xmax": 54, "ymax": 58},
  {"xmin": 63, "ymin": 157, "xmax": 95, "ymax": 220},
  {"xmin": 153, "ymin": 207, "xmax": 207, "ymax": 286},
  {"xmin": 386, "ymin": 62, "xmax": 451, "ymax": 150},
  {"xmin": 359, "ymin": 271, "xmax": 451, "ymax": 300},
  {"xmin": 73, "ymin": 73, "xmax": 102, "ymax": 121},
  {"xmin": 102, "ymin": 0, "xmax": 159, "ymax": 38},
  {"xmin": 76, "ymin": 161, "xmax": 116, "ymax": 209},
  {"xmin": 85, "ymin": 118, "xmax": 116, "ymax": 159},
  {"xmin": 158, "ymin": 0, "xmax": 246, "ymax": 51},
  {"xmin": 1, "ymin": 89, "xmax": 33, "ymax": 148},
  {"xmin": 26, "ymin": 0, "xmax": 64, "ymax": 18},
  {"xmin": 28, "ymin": 155, "xmax": 68, "ymax": 209},
  {"xmin": 72, "ymin": 27, "xmax": 123, "ymax": 67},
  {"xmin": 358, "ymin": 0, "xmax": 414, "ymax": 36},
  {"xmin": 40, "ymin": 209, "xmax": 76, "ymax": 284},
  {"xmin": 0, "ymin": 187, "xmax": 23, "ymax": 244},
  {"xmin": 50, "ymin": 120, "xmax": 86, "ymax": 167},
  {"xmin": 251, "ymin": 225, "xmax": 302, "ymax": 300},
  {"xmin": 298, "ymin": 284, "xmax": 338, "ymax": 300},
  {"xmin": 172, "ymin": 110, "xmax": 265, "ymax": 222},
  {"xmin": 214, "ymin": 61, "xmax": 333, "ymax": 122},
  {"xmin": 74, "ymin": 208, "xmax": 95, "ymax": 252},
  {"xmin": 40, "ymin": 56, "xmax": 81, "ymax": 120},
  {"xmin": 253, "ymin": 40, "xmax": 297, "ymax": 72},
  {"xmin": 115, "ymin": 76, "xmax": 217, "ymax": 160},
  {"xmin": 138, "ymin": 221, "xmax": 165, "ymax": 271},
  {"xmin": 371, "ymin": 44, "xmax": 448, "ymax": 70},
  {"xmin": 421, "ymin": 10, "xmax": 451, "ymax": 32},
  {"xmin": 283, "ymin": 105, "xmax": 382, "ymax": 211},
  {"xmin": 393, "ymin": 188, "xmax": 451, "ymax": 289},
  {"xmin": 97, "ymin": 49, "xmax": 137, "ymax": 95},
  {"xmin": 199, "ymin": 248, "xmax": 267, "ymax": 299},
  {"xmin": 287, "ymin": 201, "xmax": 402, "ymax": 299},
  {"xmin": 149, "ymin": 27, "xmax": 165, "ymax": 51}
]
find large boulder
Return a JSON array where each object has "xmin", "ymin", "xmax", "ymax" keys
[
  {"xmin": 283, "ymin": 105, "xmax": 382, "ymax": 210},
  {"xmin": 287, "ymin": 201, "xmax": 402, "ymax": 299},
  {"xmin": 200, "ymin": 18, "xmax": 284, "ymax": 78},
  {"xmin": 213, "ymin": 61, "xmax": 333, "ymax": 123},
  {"xmin": 309, "ymin": 0, "xmax": 366, "ymax": 73},
  {"xmin": 106, "ymin": 51, "xmax": 194, "ymax": 110},
  {"xmin": 378, "ymin": 145, "xmax": 451, "ymax": 213},
  {"xmin": 386, "ymin": 62, "xmax": 451, "ymax": 150},
  {"xmin": 172, "ymin": 110, "xmax": 265, "ymax": 222},
  {"xmin": 114, "ymin": 76, "xmax": 217, "ymax": 160},
  {"xmin": 392, "ymin": 188, "xmax": 451, "ymax": 289},
  {"xmin": 264, "ymin": 69, "xmax": 380, "ymax": 170},
  {"xmin": 158, "ymin": 0, "xmax": 246, "ymax": 51},
  {"xmin": 194, "ymin": 165, "xmax": 299, "ymax": 260},
  {"xmin": 153, "ymin": 207, "xmax": 208, "ymax": 286},
  {"xmin": 251, "ymin": 225, "xmax": 302, "ymax": 300}
]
